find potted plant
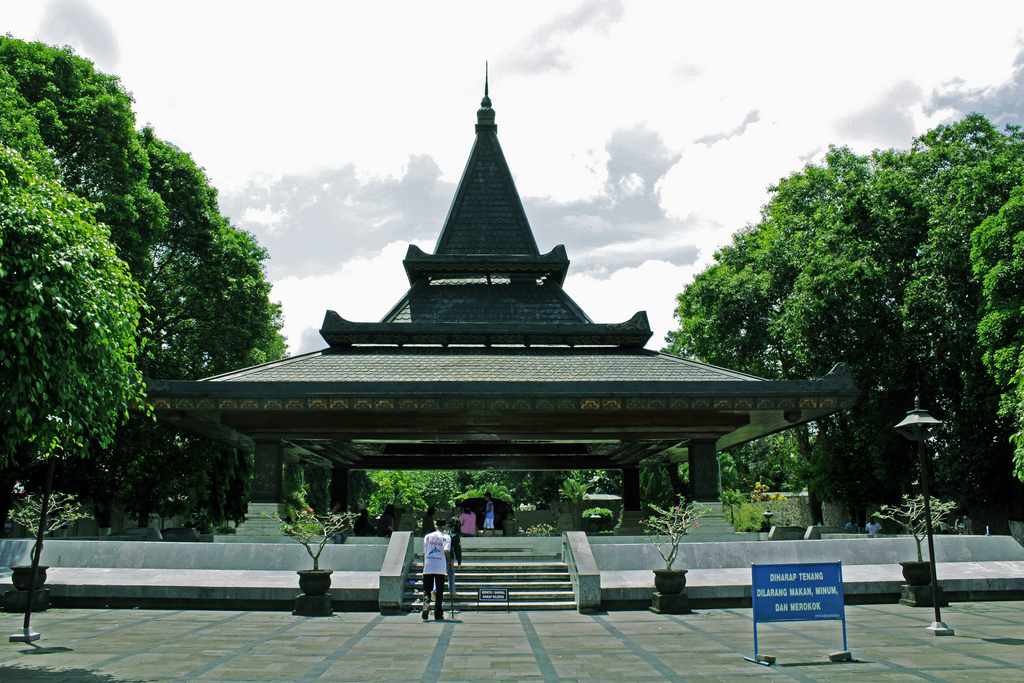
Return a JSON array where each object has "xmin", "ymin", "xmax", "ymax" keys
[
  {"xmin": 872, "ymin": 494, "xmax": 957, "ymax": 585},
  {"xmin": 641, "ymin": 497, "xmax": 710, "ymax": 594},
  {"xmin": 8, "ymin": 493, "xmax": 90, "ymax": 590},
  {"xmin": 267, "ymin": 508, "xmax": 353, "ymax": 596},
  {"xmin": 582, "ymin": 507, "xmax": 615, "ymax": 533}
]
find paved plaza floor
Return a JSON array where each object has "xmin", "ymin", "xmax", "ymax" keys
[{"xmin": 3, "ymin": 602, "xmax": 1024, "ymax": 682}]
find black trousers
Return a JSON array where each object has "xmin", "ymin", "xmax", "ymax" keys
[
  {"xmin": 423, "ymin": 573, "xmax": 446, "ymax": 619},
  {"xmin": 451, "ymin": 533, "xmax": 463, "ymax": 565}
]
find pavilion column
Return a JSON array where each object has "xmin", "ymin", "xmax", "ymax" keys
[
  {"xmin": 687, "ymin": 440, "xmax": 734, "ymax": 538},
  {"xmin": 688, "ymin": 440, "xmax": 720, "ymax": 502},
  {"xmin": 330, "ymin": 467, "xmax": 349, "ymax": 513},
  {"xmin": 230, "ymin": 440, "xmax": 286, "ymax": 539},
  {"xmin": 615, "ymin": 466, "xmax": 644, "ymax": 535}
]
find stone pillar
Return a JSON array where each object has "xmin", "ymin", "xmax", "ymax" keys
[
  {"xmin": 252, "ymin": 440, "xmax": 284, "ymax": 504},
  {"xmin": 615, "ymin": 466, "xmax": 644, "ymax": 535},
  {"xmin": 688, "ymin": 440, "xmax": 720, "ymax": 502},
  {"xmin": 330, "ymin": 467, "xmax": 349, "ymax": 513},
  {"xmin": 229, "ymin": 440, "xmax": 286, "ymax": 540}
]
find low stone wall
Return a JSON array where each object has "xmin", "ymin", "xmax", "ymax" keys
[
  {"xmin": 591, "ymin": 534, "xmax": 1024, "ymax": 571},
  {"xmin": 593, "ymin": 534, "xmax": 1024, "ymax": 610},
  {"xmin": 0, "ymin": 538, "xmax": 389, "ymax": 572}
]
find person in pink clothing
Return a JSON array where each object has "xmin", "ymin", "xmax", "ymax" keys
[{"xmin": 458, "ymin": 505, "xmax": 477, "ymax": 537}]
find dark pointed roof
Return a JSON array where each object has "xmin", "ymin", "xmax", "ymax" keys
[
  {"xmin": 142, "ymin": 82, "xmax": 860, "ymax": 468},
  {"xmin": 432, "ymin": 93, "xmax": 539, "ymax": 256},
  {"xmin": 319, "ymin": 86, "xmax": 652, "ymax": 348}
]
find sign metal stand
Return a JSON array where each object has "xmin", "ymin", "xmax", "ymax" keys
[{"xmin": 746, "ymin": 561, "xmax": 855, "ymax": 665}]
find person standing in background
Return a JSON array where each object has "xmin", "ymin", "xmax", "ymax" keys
[{"xmin": 459, "ymin": 504, "xmax": 477, "ymax": 538}]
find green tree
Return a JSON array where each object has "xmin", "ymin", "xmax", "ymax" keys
[
  {"xmin": 901, "ymin": 115, "xmax": 1024, "ymax": 503},
  {"xmin": 0, "ymin": 145, "xmax": 144, "ymax": 462},
  {"xmin": 0, "ymin": 37, "xmax": 165, "ymax": 274},
  {"xmin": 368, "ymin": 471, "xmax": 426, "ymax": 514},
  {"xmin": 972, "ymin": 185, "xmax": 1024, "ymax": 476},
  {"xmin": 667, "ymin": 115, "xmax": 1024, "ymax": 511},
  {"xmin": 0, "ymin": 143, "xmax": 144, "ymax": 527},
  {"xmin": 1, "ymin": 37, "xmax": 285, "ymax": 529}
]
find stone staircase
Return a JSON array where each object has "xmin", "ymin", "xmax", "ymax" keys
[
  {"xmin": 688, "ymin": 501, "xmax": 740, "ymax": 538},
  {"xmin": 403, "ymin": 540, "xmax": 575, "ymax": 612}
]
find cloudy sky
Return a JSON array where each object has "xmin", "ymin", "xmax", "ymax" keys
[{"xmin": 5, "ymin": 1, "xmax": 1024, "ymax": 355}]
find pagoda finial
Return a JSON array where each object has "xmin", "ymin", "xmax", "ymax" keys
[
  {"xmin": 476, "ymin": 62, "xmax": 496, "ymax": 132},
  {"xmin": 481, "ymin": 62, "xmax": 491, "ymax": 109}
]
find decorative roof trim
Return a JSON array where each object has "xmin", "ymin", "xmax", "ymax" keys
[
  {"xmin": 403, "ymin": 244, "xmax": 570, "ymax": 285},
  {"xmin": 318, "ymin": 310, "xmax": 652, "ymax": 347}
]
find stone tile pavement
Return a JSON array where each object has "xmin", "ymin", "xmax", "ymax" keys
[{"xmin": 3, "ymin": 602, "xmax": 1024, "ymax": 682}]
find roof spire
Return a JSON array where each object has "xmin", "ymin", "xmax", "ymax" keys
[
  {"xmin": 482, "ymin": 62, "xmax": 491, "ymax": 107},
  {"xmin": 477, "ymin": 62, "xmax": 496, "ymax": 132}
]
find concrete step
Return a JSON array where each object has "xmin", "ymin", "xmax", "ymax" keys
[
  {"xmin": 406, "ymin": 555, "xmax": 575, "ymax": 611},
  {"xmin": 415, "ymin": 562, "xmax": 566, "ymax": 571},
  {"xmin": 410, "ymin": 564, "xmax": 569, "ymax": 578},
  {"xmin": 413, "ymin": 601, "xmax": 578, "ymax": 612},
  {"xmin": 404, "ymin": 592, "xmax": 577, "ymax": 611}
]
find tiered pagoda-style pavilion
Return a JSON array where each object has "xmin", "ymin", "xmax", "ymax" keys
[{"xmin": 144, "ymin": 84, "xmax": 859, "ymax": 531}]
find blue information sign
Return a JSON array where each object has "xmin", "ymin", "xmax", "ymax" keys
[
  {"xmin": 747, "ymin": 561, "xmax": 850, "ymax": 665},
  {"xmin": 751, "ymin": 561, "xmax": 844, "ymax": 622}
]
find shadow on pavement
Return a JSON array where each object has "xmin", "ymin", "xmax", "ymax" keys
[{"xmin": 0, "ymin": 665, "xmax": 148, "ymax": 682}]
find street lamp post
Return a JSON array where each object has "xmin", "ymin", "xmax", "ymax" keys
[{"xmin": 894, "ymin": 398, "xmax": 954, "ymax": 636}]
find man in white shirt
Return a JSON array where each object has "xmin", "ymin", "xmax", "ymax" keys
[
  {"xmin": 865, "ymin": 518, "xmax": 882, "ymax": 536},
  {"xmin": 422, "ymin": 517, "xmax": 452, "ymax": 621}
]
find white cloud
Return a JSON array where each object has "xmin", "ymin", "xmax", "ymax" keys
[
  {"xmin": 271, "ymin": 241, "xmax": 431, "ymax": 355},
  {"xmin": 5, "ymin": 0, "xmax": 1024, "ymax": 361},
  {"xmin": 241, "ymin": 205, "xmax": 286, "ymax": 230},
  {"xmin": 565, "ymin": 260, "xmax": 694, "ymax": 351}
]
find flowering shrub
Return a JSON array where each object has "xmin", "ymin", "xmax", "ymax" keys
[
  {"xmin": 642, "ymin": 497, "xmax": 710, "ymax": 570},
  {"xmin": 266, "ymin": 508, "xmax": 354, "ymax": 570},
  {"xmin": 525, "ymin": 523, "xmax": 554, "ymax": 537},
  {"xmin": 750, "ymin": 481, "xmax": 785, "ymax": 503}
]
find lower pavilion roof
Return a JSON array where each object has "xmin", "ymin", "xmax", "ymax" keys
[{"xmin": 144, "ymin": 346, "xmax": 859, "ymax": 471}]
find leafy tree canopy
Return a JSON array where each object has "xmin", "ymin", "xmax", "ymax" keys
[
  {"xmin": 0, "ymin": 144, "xmax": 144, "ymax": 463},
  {"xmin": 1, "ymin": 37, "xmax": 285, "ymax": 530},
  {"xmin": 668, "ymin": 114, "xmax": 1024, "ymax": 508}
]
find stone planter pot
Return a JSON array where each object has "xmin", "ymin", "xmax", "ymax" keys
[
  {"xmin": 899, "ymin": 560, "xmax": 932, "ymax": 586},
  {"xmin": 10, "ymin": 565, "xmax": 48, "ymax": 591},
  {"xmin": 653, "ymin": 568, "xmax": 688, "ymax": 595},
  {"xmin": 297, "ymin": 569, "xmax": 333, "ymax": 596},
  {"xmin": 502, "ymin": 517, "xmax": 518, "ymax": 537}
]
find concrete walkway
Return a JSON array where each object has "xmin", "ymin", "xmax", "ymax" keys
[{"xmin": 4, "ymin": 602, "xmax": 1024, "ymax": 681}]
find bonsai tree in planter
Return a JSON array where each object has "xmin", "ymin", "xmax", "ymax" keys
[
  {"xmin": 267, "ymin": 508, "xmax": 354, "ymax": 572},
  {"xmin": 873, "ymin": 493, "xmax": 957, "ymax": 587},
  {"xmin": 873, "ymin": 494, "xmax": 957, "ymax": 563},
  {"xmin": 641, "ymin": 497, "xmax": 710, "ymax": 594},
  {"xmin": 8, "ymin": 493, "xmax": 90, "ymax": 589},
  {"xmin": 266, "ymin": 508, "xmax": 354, "ymax": 616}
]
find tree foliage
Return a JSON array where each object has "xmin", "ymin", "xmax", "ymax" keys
[
  {"xmin": 668, "ymin": 114, "xmax": 1024, "ymax": 509},
  {"xmin": 0, "ymin": 144, "xmax": 144, "ymax": 463},
  {"xmin": 0, "ymin": 37, "xmax": 285, "ymax": 530},
  {"xmin": 972, "ymin": 186, "xmax": 1024, "ymax": 476}
]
